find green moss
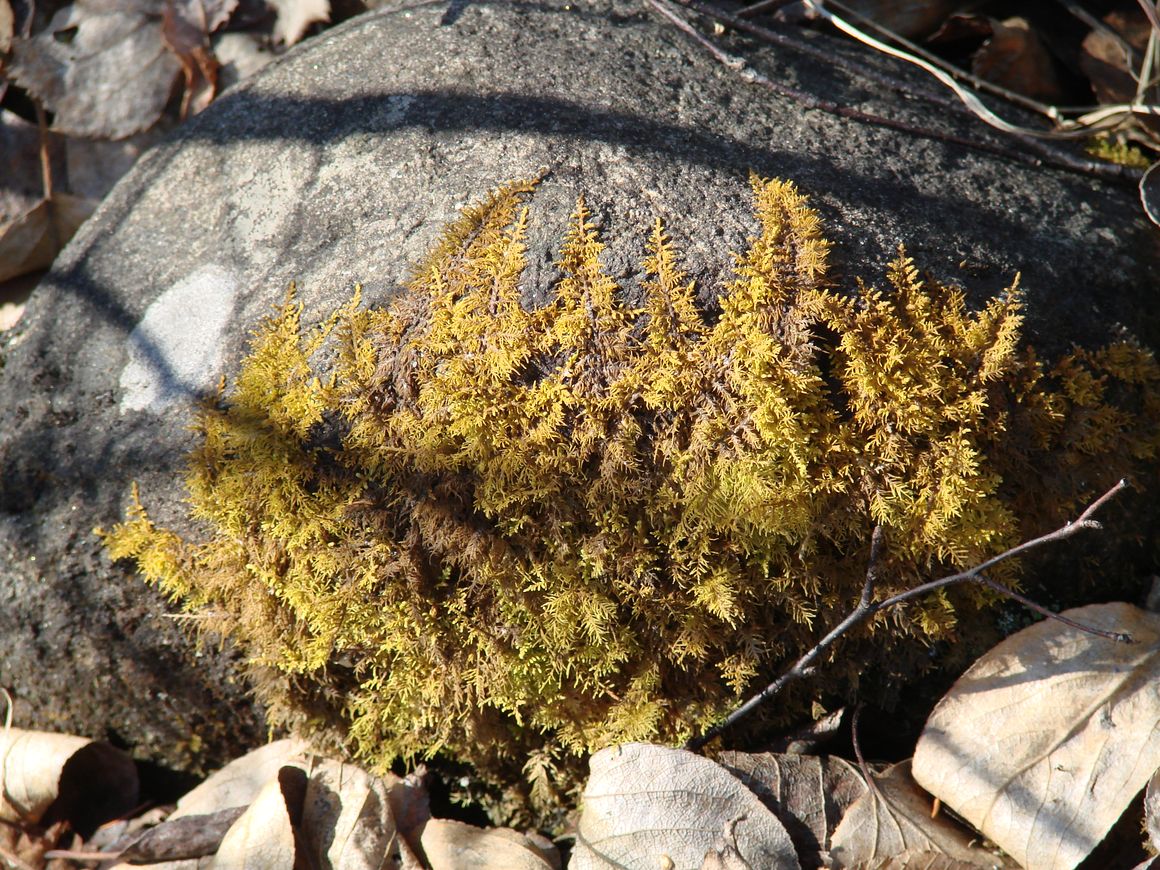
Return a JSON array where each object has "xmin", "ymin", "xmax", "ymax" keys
[
  {"xmin": 102, "ymin": 175, "xmax": 1160, "ymax": 809},
  {"xmin": 1085, "ymin": 135, "xmax": 1153, "ymax": 169}
]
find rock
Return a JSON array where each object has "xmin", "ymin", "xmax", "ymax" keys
[{"xmin": 0, "ymin": 0, "xmax": 1155, "ymax": 774}]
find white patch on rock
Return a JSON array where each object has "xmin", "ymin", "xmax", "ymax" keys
[
  {"xmin": 380, "ymin": 94, "xmax": 414, "ymax": 127},
  {"xmin": 119, "ymin": 265, "xmax": 239, "ymax": 414}
]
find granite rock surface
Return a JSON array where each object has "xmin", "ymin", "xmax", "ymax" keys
[{"xmin": 1, "ymin": 0, "xmax": 1156, "ymax": 772}]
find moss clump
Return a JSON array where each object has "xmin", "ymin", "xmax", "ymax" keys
[{"xmin": 102, "ymin": 175, "xmax": 1160, "ymax": 807}]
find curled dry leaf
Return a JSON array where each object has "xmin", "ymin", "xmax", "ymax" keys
[
  {"xmin": 161, "ymin": 0, "xmax": 237, "ymax": 118},
  {"xmin": 116, "ymin": 807, "xmax": 246, "ymax": 863},
  {"xmin": 1146, "ymin": 768, "xmax": 1160, "ymax": 854},
  {"xmin": 829, "ymin": 761, "xmax": 1007, "ymax": 869},
  {"xmin": 717, "ymin": 751, "xmax": 866, "ymax": 866},
  {"xmin": 106, "ymin": 743, "xmax": 547, "ymax": 870},
  {"xmin": 912, "ymin": 603, "xmax": 1160, "ymax": 870},
  {"xmin": 572, "ymin": 743, "xmax": 800, "ymax": 870},
  {"xmin": 1141, "ymin": 161, "xmax": 1160, "ymax": 228},
  {"xmin": 171, "ymin": 738, "xmax": 310, "ymax": 817},
  {"xmin": 0, "ymin": 729, "xmax": 138, "ymax": 830},
  {"xmin": 697, "ymin": 818, "xmax": 751, "ymax": 870},
  {"xmin": 9, "ymin": 0, "xmax": 182, "ymax": 138}
]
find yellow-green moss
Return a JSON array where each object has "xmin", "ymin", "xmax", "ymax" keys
[{"xmin": 102, "ymin": 175, "xmax": 1160, "ymax": 805}]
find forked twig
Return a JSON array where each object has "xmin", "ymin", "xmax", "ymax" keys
[{"xmin": 684, "ymin": 478, "xmax": 1132, "ymax": 751}]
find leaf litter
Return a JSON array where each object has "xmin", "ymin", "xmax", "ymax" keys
[{"xmin": 913, "ymin": 602, "xmax": 1160, "ymax": 870}]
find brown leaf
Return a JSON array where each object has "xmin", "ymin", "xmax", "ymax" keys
[
  {"xmin": 970, "ymin": 17, "xmax": 1065, "ymax": 104},
  {"xmin": 108, "ymin": 747, "xmax": 433, "ymax": 870},
  {"xmin": 718, "ymin": 751, "xmax": 867, "ymax": 866},
  {"xmin": 912, "ymin": 602, "xmax": 1160, "ymax": 870},
  {"xmin": 387, "ymin": 768, "xmax": 433, "ymax": 869},
  {"xmin": 571, "ymin": 743, "xmax": 800, "ymax": 870},
  {"xmin": 116, "ymin": 808, "xmax": 246, "ymax": 863},
  {"xmin": 267, "ymin": 0, "xmax": 329, "ymax": 46},
  {"xmin": 835, "ymin": 0, "xmax": 957, "ymax": 41},
  {"xmin": 1079, "ymin": 8, "xmax": 1153, "ymax": 107},
  {"xmin": 64, "ymin": 128, "xmax": 168, "ymax": 202},
  {"xmin": 212, "ymin": 31, "xmax": 275, "ymax": 91},
  {"xmin": 0, "ymin": 193, "xmax": 96, "ymax": 283},
  {"xmin": 0, "ymin": 0, "xmax": 13, "ymax": 54},
  {"xmin": 829, "ymin": 762, "xmax": 1008, "ymax": 869},
  {"xmin": 698, "ymin": 818, "xmax": 755, "ymax": 870},
  {"xmin": 161, "ymin": 0, "xmax": 234, "ymax": 119},
  {"xmin": 9, "ymin": 0, "xmax": 182, "ymax": 138},
  {"xmin": 0, "ymin": 109, "xmax": 57, "ymax": 222}
]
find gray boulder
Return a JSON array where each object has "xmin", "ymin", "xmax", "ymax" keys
[{"xmin": 1, "ymin": 0, "xmax": 1156, "ymax": 772}]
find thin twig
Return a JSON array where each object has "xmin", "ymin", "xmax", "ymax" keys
[
  {"xmin": 33, "ymin": 101, "xmax": 53, "ymax": 202},
  {"xmin": 653, "ymin": 0, "xmax": 1057, "ymax": 169},
  {"xmin": 849, "ymin": 703, "xmax": 884, "ymax": 803},
  {"xmin": 820, "ymin": 0, "xmax": 1100, "ymax": 117},
  {"xmin": 661, "ymin": 0, "xmax": 1144, "ymax": 183},
  {"xmin": 978, "ymin": 575, "xmax": 1132, "ymax": 643},
  {"xmin": 647, "ymin": 0, "xmax": 744, "ymax": 69},
  {"xmin": 684, "ymin": 479, "xmax": 1132, "ymax": 751},
  {"xmin": 809, "ymin": 0, "xmax": 1156, "ymax": 143},
  {"xmin": 667, "ymin": 0, "xmax": 952, "ymax": 105}
]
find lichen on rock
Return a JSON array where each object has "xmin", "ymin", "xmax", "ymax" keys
[{"xmin": 101, "ymin": 174, "xmax": 1160, "ymax": 809}]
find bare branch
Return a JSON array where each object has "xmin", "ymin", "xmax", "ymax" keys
[
  {"xmin": 684, "ymin": 479, "xmax": 1132, "ymax": 751},
  {"xmin": 656, "ymin": 0, "xmax": 1144, "ymax": 184}
]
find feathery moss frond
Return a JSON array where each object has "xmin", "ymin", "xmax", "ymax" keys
[{"xmin": 101, "ymin": 175, "xmax": 1160, "ymax": 816}]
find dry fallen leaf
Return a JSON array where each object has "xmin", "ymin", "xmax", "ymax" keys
[
  {"xmin": 0, "ymin": 729, "xmax": 138, "ymax": 829},
  {"xmin": 832, "ymin": 0, "xmax": 956, "ymax": 40},
  {"xmin": 267, "ymin": 0, "xmax": 329, "ymax": 46},
  {"xmin": 912, "ymin": 602, "xmax": 1160, "ymax": 870},
  {"xmin": 209, "ymin": 767, "xmax": 299, "ymax": 869},
  {"xmin": 299, "ymin": 758, "xmax": 406, "ymax": 870},
  {"xmin": 1146, "ymin": 768, "xmax": 1160, "ymax": 853},
  {"xmin": 717, "ymin": 751, "xmax": 866, "ymax": 866},
  {"xmin": 1141, "ymin": 161, "xmax": 1160, "ymax": 227},
  {"xmin": 829, "ymin": 761, "xmax": 1006, "ymax": 869},
  {"xmin": 0, "ymin": 109, "xmax": 49, "ymax": 224},
  {"xmin": 9, "ymin": 0, "xmax": 182, "ymax": 138},
  {"xmin": 116, "ymin": 807, "xmax": 246, "ymax": 863},
  {"xmin": 855, "ymin": 853, "xmax": 1002, "ymax": 870},
  {"xmin": 1079, "ymin": 7, "xmax": 1153, "ymax": 107},
  {"xmin": 969, "ymin": 17, "xmax": 1065, "ymax": 104},
  {"xmin": 0, "ymin": 193, "xmax": 97, "ymax": 283},
  {"xmin": 0, "ymin": 0, "xmax": 13, "ymax": 54},
  {"xmin": 571, "ymin": 743, "xmax": 800, "ymax": 870},
  {"xmin": 104, "ymin": 744, "xmax": 453, "ymax": 870},
  {"xmin": 418, "ymin": 818, "xmax": 558, "ymax": 870},
  {"xmin": 171, "ymin": 738, "xmax": 310, "ymax": 818}
]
